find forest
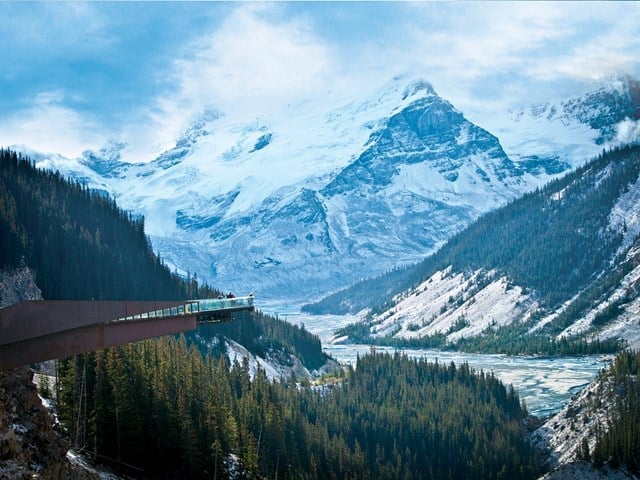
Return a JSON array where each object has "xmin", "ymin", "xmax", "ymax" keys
[
  {"xmin": 5, "ymin": 145, "xmax": 639, "ymax": 478},
  {"xmin": 588, "ymin": 350, "xmax": 640, "ymax": 474},
  {"xmin": 0, "ymin": 148, "xmax": 195, "ymax": 300},
  {"xmin": 570, "ymin": 350, "xmax": 640, "ymax": 475},
  {"xmin": 56, "ymin": 341, "xmax": 538, "ymax": 479},
  {"xmin": 2, "ymin": 147, "xmax": 542, "ymax": 478}
]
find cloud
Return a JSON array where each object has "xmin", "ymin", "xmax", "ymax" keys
[
  {"xmin": 394, "ymin": 3, "xmax": 640, "ymax": 108},
  {"xmin": 0, "ymin": 90, "xmax": 106, "ymax": 158},
  {"xmin": 615, "ymin": 118, "xmax": 640, "ymax": 145},
  {"xmin": 2, "ymin": 2, "xmax": 640, "ymax": 161},
  {"xmin": 151, "ymin": 4, "xmax": 335, "ymax": 139}
]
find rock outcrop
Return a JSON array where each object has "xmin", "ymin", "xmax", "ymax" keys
[{"xmin": 0, "ymin": 268, "xmax": 99, "ymax": 479}]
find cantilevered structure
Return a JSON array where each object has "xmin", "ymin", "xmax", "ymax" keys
[{"xmin": 0, "ymin": 296, "xmax": 254, "ymax": 371}]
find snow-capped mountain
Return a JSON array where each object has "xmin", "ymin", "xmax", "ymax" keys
[
  {"xmin": 21, "ymin": 75, "xmax": 640, "ymax": 302},
  {"xmin": 483, "ymin": 74, "xmax": 640, "ymax": 172}
]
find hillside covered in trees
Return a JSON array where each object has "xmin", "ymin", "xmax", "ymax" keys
[
  {"xmin": 306, "ymin": 145, "xmax": 640, "ymax": 354},
  {"xmin": 0, "ymin": 148, "xmax": 198, "ymax": 300},
  {"xmin": 531, "ymin": 349, "xmax": 640, "ymax": 477},
  {"xmin": 307, "ymin": 145, "xmax": 640, "ymax": 315},
  {"xmin": 57, "ymin": 341, "xmax": 537, "ymax": 479},
  {"xmin": 1, "ymin": 147, "xmax": 546, "ymax": 478}
]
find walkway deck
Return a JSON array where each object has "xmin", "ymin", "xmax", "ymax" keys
[{"xmin": 0, "ymin": 296, "xmax": 254, "ymax": 371}]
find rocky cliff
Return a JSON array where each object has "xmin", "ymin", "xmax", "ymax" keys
[{"xmin": 0, "ymin": 268, "xmax": 99, "ymax": 480}]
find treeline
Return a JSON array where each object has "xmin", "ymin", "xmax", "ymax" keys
[
  {"xmin": 58, "ymin": 338, "xmax": 538, "ymax": 479},
  {"xmin": 335, "ymin": 320, "xmax": 621, "ymax": 356},
  {"xmin": 587, "ymin": 350, "xmax": 640, "ymax": 473},
  {"xmin": 454, "ymin": 325, "xmax": 621, "ymax": 356},
  {"xmin": 0, "ymin": 148, "xmax": 214, "ymax": 300}
]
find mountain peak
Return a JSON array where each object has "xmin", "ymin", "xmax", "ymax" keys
[
  {"xmin": 402, "ymin": 79, "xmax": 436, "ymax": 101},
  {"xmin": 149, "ymin": 109, "xmax": 223, "ymax": 171},
  {"xmin": 177, "ymin": 109, "xmax": 222, "ymax": 148},
  {"xmin": 558, "ymin": 74, "xmax": 640, "ymax": 145},
  {"xmin": 80, "ymin": 140, "xmax": 130, "ymax": 178}
]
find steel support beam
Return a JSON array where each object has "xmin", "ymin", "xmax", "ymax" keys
[
  {"xmin": 0, "ymin": 313, "xmax": 197, "ymax": 371},
  {"xmin": 0, "ymin": 298, "xmax": 254, "ymax": 370},
  {"xmin": 0, "ymin": 300, "xmax": 189, "ymax": 345}
]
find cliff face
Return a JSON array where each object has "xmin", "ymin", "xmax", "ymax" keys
[
  {"xmin": 0, "ymin": 268, "xmax": 98, "ymax": 480},
  {"xmin": 532, "ymin": 357, "xmax": 638, "ymax": 480},
  {"xmin": 0, "ymin": 267, "xmax": 42, "ymax": 307},
  {"xmin": 0, "ymin": 367, "xmax": 81, "ymax": 479}
]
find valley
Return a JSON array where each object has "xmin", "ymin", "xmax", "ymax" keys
[
  {"xmin": 3, "ymin": 3, "xmax": 640, "ymax": 478},
  {"xmin": 264, "ymin": 302, "xmax": 609, "ymax": 418}
]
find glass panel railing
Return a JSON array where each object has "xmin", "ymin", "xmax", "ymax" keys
[
  {"xmin": 109, "ymin": 296, "xmax": 253, "ymax": 323},
  {"xmin": 197, "ymin": 296, "xmax": 254, "ymax": 312}
]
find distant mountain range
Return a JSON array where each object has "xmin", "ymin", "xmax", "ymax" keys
[{"xmin": 16, "ymin": 75, "xmax": 640, "ymax": 302}]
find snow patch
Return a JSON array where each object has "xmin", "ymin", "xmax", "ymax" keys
[
  {"xmin": 224, "ymin": 338, "xmax": 311, "ymax": 381},
  {"xmin": 609, "ymin": 175, "xmax": 640, "ymax": 252},
  {"xmin": 371, "ymin": 268, "xmax": 536, "ymax": 343}
]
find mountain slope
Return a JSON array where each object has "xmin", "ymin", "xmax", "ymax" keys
[
  {"xmin": 482, "ymin": 74, "xmax": 640, "ymax": 171},
  {"xmin": 533, "ymin": 350, "xmax": 640, "ymax": 478},
  {"xmin": 312, "ymin": 145, "xmax": 640, "ymax": 352}
]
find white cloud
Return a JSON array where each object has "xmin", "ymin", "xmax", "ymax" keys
[
  {"xmin": 2, "ymin": 2, "xmax": 640, "ymax": 161},
  {"xmin": 396, "ymin": 3, "xmax": 640, "ymax": 106},
  {"xmin": 615, "ymin": 118, "xmax": 640, "ymax": 145},
  {"xmin": 0, "ymin": 91, "xmax": 106, "ymax": 158},
  {"xmin": 147, "ymin": 4, "xmax": 336, "ymax": 146}
]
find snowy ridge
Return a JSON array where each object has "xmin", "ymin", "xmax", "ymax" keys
[
  {"xmin": 368, "ymin": 268, "xmax": 537, "ymax": 343},
  {"xmin": 483, "ymin": 74, "xmax": 640, "ymax": 171}
]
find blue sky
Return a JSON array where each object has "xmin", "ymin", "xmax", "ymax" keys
[{"xmin": 1, "ymin": 1, "xmax": 639, "ymax": 161}]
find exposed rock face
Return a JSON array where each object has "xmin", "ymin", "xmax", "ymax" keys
[
  {"xmin": 532, "ymin": 368, "xmax": 632, "ymax": 480},
  {"xmin": 0, "ymin": 267, "xmax": 42, "ymax": 307},
  {"xmin": 0, "ymin": 368, "xmax": 81, "ymax": 479},
  {"xmin": 0, "ymin": 268, "xmax": 98, "ymax": 479}
]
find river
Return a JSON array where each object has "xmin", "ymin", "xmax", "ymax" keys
[{"xmin": 264, "ymin": 302, "xmax": 610, "ymax": 418}]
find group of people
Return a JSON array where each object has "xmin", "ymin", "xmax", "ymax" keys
[{"xmin": 216, "ymin": 292, "xmax": 253, "ymax": 299}]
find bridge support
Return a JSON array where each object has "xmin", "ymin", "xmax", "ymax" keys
[{"xmin": 0, "ymin": 314, "xmax": 197, "ymax": 371}]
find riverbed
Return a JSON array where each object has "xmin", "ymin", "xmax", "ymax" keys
[{"xmin": 265, "ymin": 302, "xmax": 610, "ymax": 418}]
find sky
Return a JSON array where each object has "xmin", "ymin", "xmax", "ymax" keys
[{"xmin": 1, "ymin": 1, "xmax": 639, "ymax": 162}]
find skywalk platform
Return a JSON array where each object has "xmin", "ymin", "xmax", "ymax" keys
[{"xmin": 0, "ymin": 296, "xmax": 254, "ymax": 371}]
